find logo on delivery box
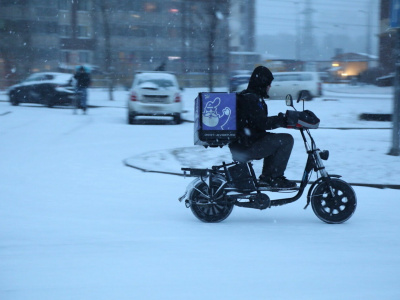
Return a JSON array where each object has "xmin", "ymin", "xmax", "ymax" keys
[{"xmin": 201, "ymin": 93, "xmax": 236, "ymax": 130}]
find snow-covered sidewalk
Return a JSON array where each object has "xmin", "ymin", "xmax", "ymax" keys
[{"xmin": 323, "ymin": 83, "xmax": 393, "ymax": 98}]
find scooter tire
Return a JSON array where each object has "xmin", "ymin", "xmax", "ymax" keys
[
  {"xmin": 189, "ymin": 176, "xmax": 233, "ymax": 223},
  {"xmin": 311, "ymin": 178, "xmax": 357, "ymax": 224}
]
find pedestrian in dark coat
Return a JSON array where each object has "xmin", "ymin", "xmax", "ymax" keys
[
  {"xmin": 229, "ymin": 66, "xmax": 296, "ymax": 188},
  {"xmin": 74, "ymin": 66, "xmax": 91, "ymax": 113}
]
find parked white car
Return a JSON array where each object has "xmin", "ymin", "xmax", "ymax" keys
[
  {"xmin": 236, "ymin": 71, "xmax": 322, "ymax": 100},
  {"xmin": 269, "ymin": 72, "xmax": 322, "ymax": 100},
  {"xmin": 127, "ymin": 72, "xmax": 183, "ymax": 124}
]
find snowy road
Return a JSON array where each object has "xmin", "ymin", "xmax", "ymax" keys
[{"xmin": 1, "ymin": 86, "xmax": 399, "ymax": 300}]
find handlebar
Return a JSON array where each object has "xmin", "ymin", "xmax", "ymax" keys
[{"xmin": 286, "ymin": 110, "xmax": 320, "ymax": 129}]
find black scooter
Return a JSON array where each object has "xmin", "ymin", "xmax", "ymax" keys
[{"xmin": 179, "ymin": 94, "xmax": 357, "ymax": 224}]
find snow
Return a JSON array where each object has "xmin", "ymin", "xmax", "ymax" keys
[
  {"xmin": 0, "ymin": 84, "xmax": 399, "ymax": 300},
  {"xmin": 135, "ymin": 72, "xmax": 178, "ymax": 81},
  {"xmin": 8, "ymin": 72, "xmax": 74, "ymax": 90}
]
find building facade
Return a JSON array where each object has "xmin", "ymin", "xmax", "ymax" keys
[{"xmin": 0, "ymin": 0, "xmax": 256, "ymax": 88}]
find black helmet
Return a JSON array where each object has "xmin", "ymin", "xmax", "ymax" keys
[{"xmin": 246, "ymin": 66, "xmax": 274, "ymax": 98}]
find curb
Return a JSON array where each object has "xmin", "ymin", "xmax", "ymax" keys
[{"xmin": 359, "ymin": 113, "xmax": 392, "ymax": 122}]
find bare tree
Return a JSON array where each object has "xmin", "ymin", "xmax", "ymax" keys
[
  {"xmin": 203, "ymin": 3, "xmax": 227, "ymax": 92},
  {"xmin": 187, "ymin": 1, "xmax": 229, "ymax": 92},
  {"xmin": 206, "ymin": 4, "xmax": 219, "ymax": 92},
  {"xmin": 95, "ymin": 0, "xmax": 114, "ymax": 100}
]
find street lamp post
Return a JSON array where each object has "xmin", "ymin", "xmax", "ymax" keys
[
  {"xmin": 358, "ymin": 0, "xmax": 373, "ymax": 57},
  {"xmin": 389, "ymin": 0, "xmax": 400, "ymax": 156},
  {"xmin": 388, "ymin": 28, "xmax": 400, "ymax": 156},
  {"xmin": 294, "ymin": 1, "xmax": 300, "ymax": 61}
]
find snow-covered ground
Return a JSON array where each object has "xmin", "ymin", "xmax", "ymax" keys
[{"xmin": 1, "ymin": 84, "xmax": 399, "ymax": 300}]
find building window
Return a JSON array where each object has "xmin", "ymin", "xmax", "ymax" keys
[
  {"xmin": 144, "ymin": 2, "xmax": 159, "ymax": 12},
  {"xmin": 59, "ymin": 25, "xmax": 72, "ymax": 37},
  {"xmin": 77, "ymin": 0, "xmax": 90, "ymax": 11},
  {"xmin": 131, "ymin": 2, "xmax": 144, "ymax": 11},
  {"xmin": 41, "ymin": 0, "xmax": 56, "ymax": 7},
  {"xmin": 59, "ymin": 0, "xmax": 70, "ymax": 10},
  {"xmin": 61, "ymin": 51, "xmax": 84, "ymax": 65},
  {"xmin": 79, "ymin": 51, "xmax": 91, "ymax": 64},
  {"xmin": 35, "ymin": 7, "xmax": 58, "ymax": 17},
  {"xmin": 32, "ymin": 22, "xmax": 58, "ymax": 34},
  {"xmin": 166, "ymin": 2, "xmax": 179, "ymax": 14},
  {"xmin": 60, "ymin": 51, "xmax": 73, "ymax": 64},
  {"xmin": 168, "ymin": 27, "xmax": 178, "ymax": 38},
  {"xmin": 44, "ymin": 22, "xmax": 58, "ymax": 34},
  {"xmin": 125, "ymin": 26, "xmax": 145, "ymax": 37},
  {"xmin": 77, "ymin": 26, "xmax": 90, "ymax": 38}
]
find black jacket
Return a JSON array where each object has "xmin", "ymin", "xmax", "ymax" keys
[
  {"xmin": 234, "ymin": 66, "xmax": 286, "ymax": 147},
  {"xmin": 74, "ymin": 70, "xmax": 91, "ymax": 88}
]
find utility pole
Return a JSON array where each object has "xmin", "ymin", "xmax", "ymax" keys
[
  {"xmin": 359, "ymin": 0, "xmax": 373, "ymax": 64},
  {"xmin": 366, "ymin": 1, "xmax": 372, "ymax": 57},
  {"xmin": 302, "ymin": 0, "xmax": 315, "ymax": 68},
  {"xmin": 294, "ymin": 1, "xmax": 300, "ymax": 61},
  {"xmin": 181, "ymin": 0, "xmax": 187, "ymax": 75},
  {"xmin": 389, "ymin": 28, "xmax": 400, "ymax": 156},
  {"xmin": 389, "ymin": 0, "xmax": 400, "ymax": 156}
]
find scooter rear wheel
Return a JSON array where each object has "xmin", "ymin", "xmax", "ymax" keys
[
  {"xmin": 190, "ymin": 177, "xmax": 233, "ymax": 223},
  {"xmin": 311, "ymin": 178, "xmax": 357, "ymax": 224}
]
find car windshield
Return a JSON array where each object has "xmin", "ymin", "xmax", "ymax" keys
[
  {"xmin": 137, "ymin": 78, "xmax": 175, "ymax": 88},
  {"xmin": 25, "ymin": 74, "xmax": 42, "ymax": 82}
]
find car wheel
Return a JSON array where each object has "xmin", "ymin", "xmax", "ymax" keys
[
  {"xmin": 174, "ymin": 113, "xmax": 182, "ymax": 124},
  {"xmin": 47, "ymin": 100, "xmax": 55, "ymax": 108},
  {"xmin": 45, "ymin": 92, "xmax": 56, "ymax": 108},
  {"xmin": 128, "ymin": 110, "xmax": 136, "ymax": 125},
  {"xmin": 9, "ymin": 92, "xmax": 19, "ymax": 106}
]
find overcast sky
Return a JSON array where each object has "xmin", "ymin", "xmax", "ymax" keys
[
  {"xmin": 255, "ymin": 0, "xmax": 380, "ymax": 36},
  {"xmin": 255, "ymin": 0, "xmax": 381, "ymax": 57}
]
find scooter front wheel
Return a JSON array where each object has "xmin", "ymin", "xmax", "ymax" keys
[
  {"xmin": 189, "ymin": 176, "xmax": 233, "ymax": 223},
  {"xmin": 310, "ymin": 178, "xmax": 357, "ymax": 224}
]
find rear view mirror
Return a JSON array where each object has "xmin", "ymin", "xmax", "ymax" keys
[
  {"xmin": 285, "ymin": 94, "xmax": 293, "ymax": 107},
  {"xmin": 297, "ymin": 91, "xmax": 305, "ymax": 103}
]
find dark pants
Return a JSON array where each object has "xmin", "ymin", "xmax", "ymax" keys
[
  {"xmin": 76, "ymin": 88, "xmax": 88, "ymax": 111},
  {"xmin": 229, "ymin": 133, "xmax": 294, "ymax": 178}
]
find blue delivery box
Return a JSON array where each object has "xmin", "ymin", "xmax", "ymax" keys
[{"xmin": 194, "ymin": 92, "xmax": 237, "ymax": 146}]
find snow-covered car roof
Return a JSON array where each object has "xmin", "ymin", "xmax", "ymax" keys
[
  {"xmin": 134, "ymin": 72, "xmax": 177, "ymax": 80},
  {"xmin": 26, "ymin": 72, "xmax": 73, "ymax": 83},
  {"xmin": 9, "ymin": 72, "xmax": 73, "ymax": 90}
]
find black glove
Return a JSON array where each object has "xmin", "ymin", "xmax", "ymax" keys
[
  {"xmin": 277, "ymin": 112, "xmax": 287, "ymax": 127},
  {"xmin": 286, "ymin": 110, "xmax": 299, "ymax": 127}
]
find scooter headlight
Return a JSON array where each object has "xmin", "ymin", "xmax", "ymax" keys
[{"xmin": 319, "ymin": 150, "xmax": 329, "ymax": 160}]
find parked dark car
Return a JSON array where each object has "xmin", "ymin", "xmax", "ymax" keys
[
  {"xmin": 8, "ymin": 72, "xmax": 75, "ymax": 107},
  {"xmin": 376, "ymin": 73, "xmax": 394, "ymax": 87}
]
